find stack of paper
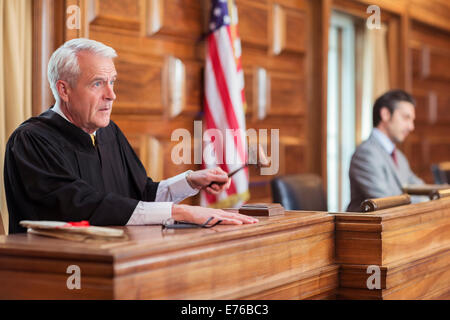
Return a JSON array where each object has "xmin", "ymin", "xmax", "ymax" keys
[{"xmin": 19, "ymin": 220, "xmax": 127, "ymax": 242}]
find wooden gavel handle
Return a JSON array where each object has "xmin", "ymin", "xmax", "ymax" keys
[
  {"xmin": 207, "ymin": 164, "xmax": 248, "ymax": 187},
  {"xmin": 361, "ymin": 194, "xmax": 411, "ymax": 212},
  {"xmin": 430, "ymin": 188, "xmax": 450, "ymax": 200}
]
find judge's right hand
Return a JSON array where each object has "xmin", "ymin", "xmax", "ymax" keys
[{"xmin": 172, "ymin": 204, "xmax": 258, "ymax": 226}]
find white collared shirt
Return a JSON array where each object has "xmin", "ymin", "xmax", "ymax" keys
[
  {"xmin": 372, "ymin": 128, "xmax": 395, "ymax": 155},
  {"xmin": 50, "ymin": 105, "xmax": 199, "ymax": 225}
]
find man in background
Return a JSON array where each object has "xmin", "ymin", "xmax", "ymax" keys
[{"xmin": 347, "ymin": 89, "xmax": 424, "ymax": 212}]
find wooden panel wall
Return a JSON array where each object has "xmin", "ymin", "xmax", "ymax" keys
[
  {"xmin": 404, "ymin": 22, "xmax": 450, "ymax": 183},
  {"xmin": 35, "ymin": 0, "xmax": 450, "ymax": 205},
  {"xmin": 55, "ymin": 0, "xmax": 311, "ymax": 204}
]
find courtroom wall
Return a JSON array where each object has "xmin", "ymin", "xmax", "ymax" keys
[
  {"xmin": 404, "ymin": 22, "xmax": 450, "ymax": 183},
  {"xmin": 33, "ymin": 0, "xmax": 450, "ymax": 204},
  {"xmin": 55, "ymin": 0, "xmax": 313, "ymax": 204}
]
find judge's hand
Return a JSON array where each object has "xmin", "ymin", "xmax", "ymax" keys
[
  {"xmin": 186, "ymin": 167, "xmax": 231, "ymax": 195},
  {"xmin": 172, "ymin": 204, "xmax": 258, "ymax": 226}
]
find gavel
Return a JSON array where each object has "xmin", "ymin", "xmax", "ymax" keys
[{"xmin": 208, "ymin": 144, "xmax": 271, "ymax": 187}]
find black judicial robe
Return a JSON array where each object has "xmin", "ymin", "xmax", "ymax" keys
[{"xmin": 4, "ymin": 109, "xmax": 159, "ymax": 234}]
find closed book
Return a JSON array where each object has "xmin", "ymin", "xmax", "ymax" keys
[{"xmin": 239, "ymin": 203, "xmax": 285, "ymax": 216}]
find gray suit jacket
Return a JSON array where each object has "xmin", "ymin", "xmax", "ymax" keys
[{"xmin": 347, "ymin": 133, "xmax": 424, "ymax": 212}]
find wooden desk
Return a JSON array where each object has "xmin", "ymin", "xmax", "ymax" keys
[
  {"xmin": 0, "ymin": 211, "xmax": 338, "ymax": 299},
  {"xmin": 335, "ymin": 197, "xmax": 450, "ymax": 299}
]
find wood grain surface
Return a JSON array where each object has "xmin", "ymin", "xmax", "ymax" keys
[
  {"xmin": 0, "ymin": 211, "xmax": 337, "ymax": 300},
  {"xmin": 1, "ymin": 197, "xmax": 449, "ymax": 299},
  {"xmin": 335, "ymin": 197, "xmax": 450, "ymax": 299}
]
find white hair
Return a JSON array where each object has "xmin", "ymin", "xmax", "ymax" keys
[{"xmin": 47, "ymin": 38, "xmax": 117, "ymax": 102}]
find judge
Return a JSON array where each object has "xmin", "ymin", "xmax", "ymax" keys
[{"xmin": 4, "ymin": 38, "xmax": 258, "ymax": 234}]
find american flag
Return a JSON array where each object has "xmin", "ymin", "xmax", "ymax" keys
[{"xmin": 201, "ymin": 0, "xmax": 249, "ymax": 208}]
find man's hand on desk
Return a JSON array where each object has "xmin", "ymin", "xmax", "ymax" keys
[
  {"xmin": 172, "ymin": 204, "xmax": 258, "ymax": 226},
  {"xmin": 186, "ymin": 167, "xmax": 231, "ymax": 195}
]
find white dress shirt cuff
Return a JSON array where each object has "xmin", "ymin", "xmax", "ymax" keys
[
  {"xmin": 126, "ymin": 171, "xmax": 199, "ymax": 226},
  {"xmin": 166, "ymin": 171, "xmax": 199, "ymax": 196},
  {"xmin": 156, "ymin": 171, "xmax": 199, "ymax": 203},
  {"xmin": 126, "ymin": 201, "xmax": 172, "ymax": 225}
]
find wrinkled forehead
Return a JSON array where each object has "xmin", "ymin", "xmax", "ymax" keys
[{"xmin": 76, "ymin": 51, "xmax": 117, "ymax": 79}]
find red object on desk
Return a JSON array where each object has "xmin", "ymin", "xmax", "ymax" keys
[{"xmin": 62, "ymin": 221, "xmax": 90, "ymax": 228}]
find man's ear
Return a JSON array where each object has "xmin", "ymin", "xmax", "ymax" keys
[
  {"xmin": 56, "ymin": 80, "xmax": 71, "ymax": 103},
  {"xmin": 380, "ymin": 106, "xmax": 392, "ymax": 122}
]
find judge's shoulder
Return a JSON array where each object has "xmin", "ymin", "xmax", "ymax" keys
[
  {"xmin": 7, "ymin": 110, "xmax": 55, "ymax": 147},
  {"xmin": 7, "ymin": 109, "xmax": 121, "ymax": 148}
]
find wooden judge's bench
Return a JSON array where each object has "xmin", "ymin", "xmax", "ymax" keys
[{"xmin": 0, "ymin": 198, "xmax": 449, "ymax": 300}]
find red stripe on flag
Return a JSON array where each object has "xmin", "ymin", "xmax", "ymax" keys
[
  {"xmin": 236, "ymin": 59, "xmax": 242, "ymax": 72},
  {"xmin": 208, "ymin": 31, "xmax": 246, "ymax": 164},
  {"xmin": 204, "ymin": 97, "xmax": 238, "ymax": 197}
]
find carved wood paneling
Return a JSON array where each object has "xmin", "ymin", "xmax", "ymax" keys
[
  {"xmin": 252, "ymin": 67, "xmax": 271, "ymax": 121},
  {"xmin": 89, "ymin": 0, "xmax": 140, "ymax": 32},
  {"xmin": 113, "ymin": 54, "xmax": 163, "ymax": 113},
  {"xmin": 86, "ymin": 0, "xmax": 204, "ymax": 39},
  {"xmin": 414, "ymin": 90, "xmax": 450, "ymax": 126},
  {"xmin": 270, "ymin": 3, "xmax": 306, "ymax": 56},
  {"xmin": 248, "ymin": 179, "xmax": 272, "ymax": 203},
  {"xmin": 159, "ymin": 0, "xmax": 203, "ymax": 38},
  {"xmin": 284, "ymin": 8, "xmax": 307, "ymax": 53},
  {"xmin": 235, "ymin": 0, "xmax": 268, "ymax": 48},
  {"xmin": 141, "ymin": 0, "xmax": 163, "ymax": 36},
  {"xmin": 407, "ymin": 21, "xmax": 450, "ymax": 183},
  {"xmin": 427, "ymin": 49, "xmax": 450, "ymax": 82},
  {"xmin": 111, "ymin": 51, "xmax": 201, "ymax": 116},
  {"xmin": 275, "ymin": 0, "xmax": 308, "ymax": 11},
  {"xmin": 409, "ymin": 0, "xmax": 450, "ymax": 32},
  {"xmin": 413, "ymin": 90, "xmax": 435, "ymax": 124},
  {"xmin": 283, "ymin": 144, "xmax": 307, "ymax": 175},
  {"xmin": 269, "ymin": 71, "xmax": 306, "ymax": 116},
  {"xmin": 429, "ymin": 139, "xmax": 450, "ymax": 165},
  {"xmin": 162, "ymin": 55, "xmax": 186, "ymax": 119},
  {"xmin": 412, "ymin": 46, "xmax": 450, "ymax": 82}
]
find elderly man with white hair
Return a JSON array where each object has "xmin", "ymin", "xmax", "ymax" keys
[{"xmin": 4, "ymin": 38, "xmax": 257, "ymax": 234}]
